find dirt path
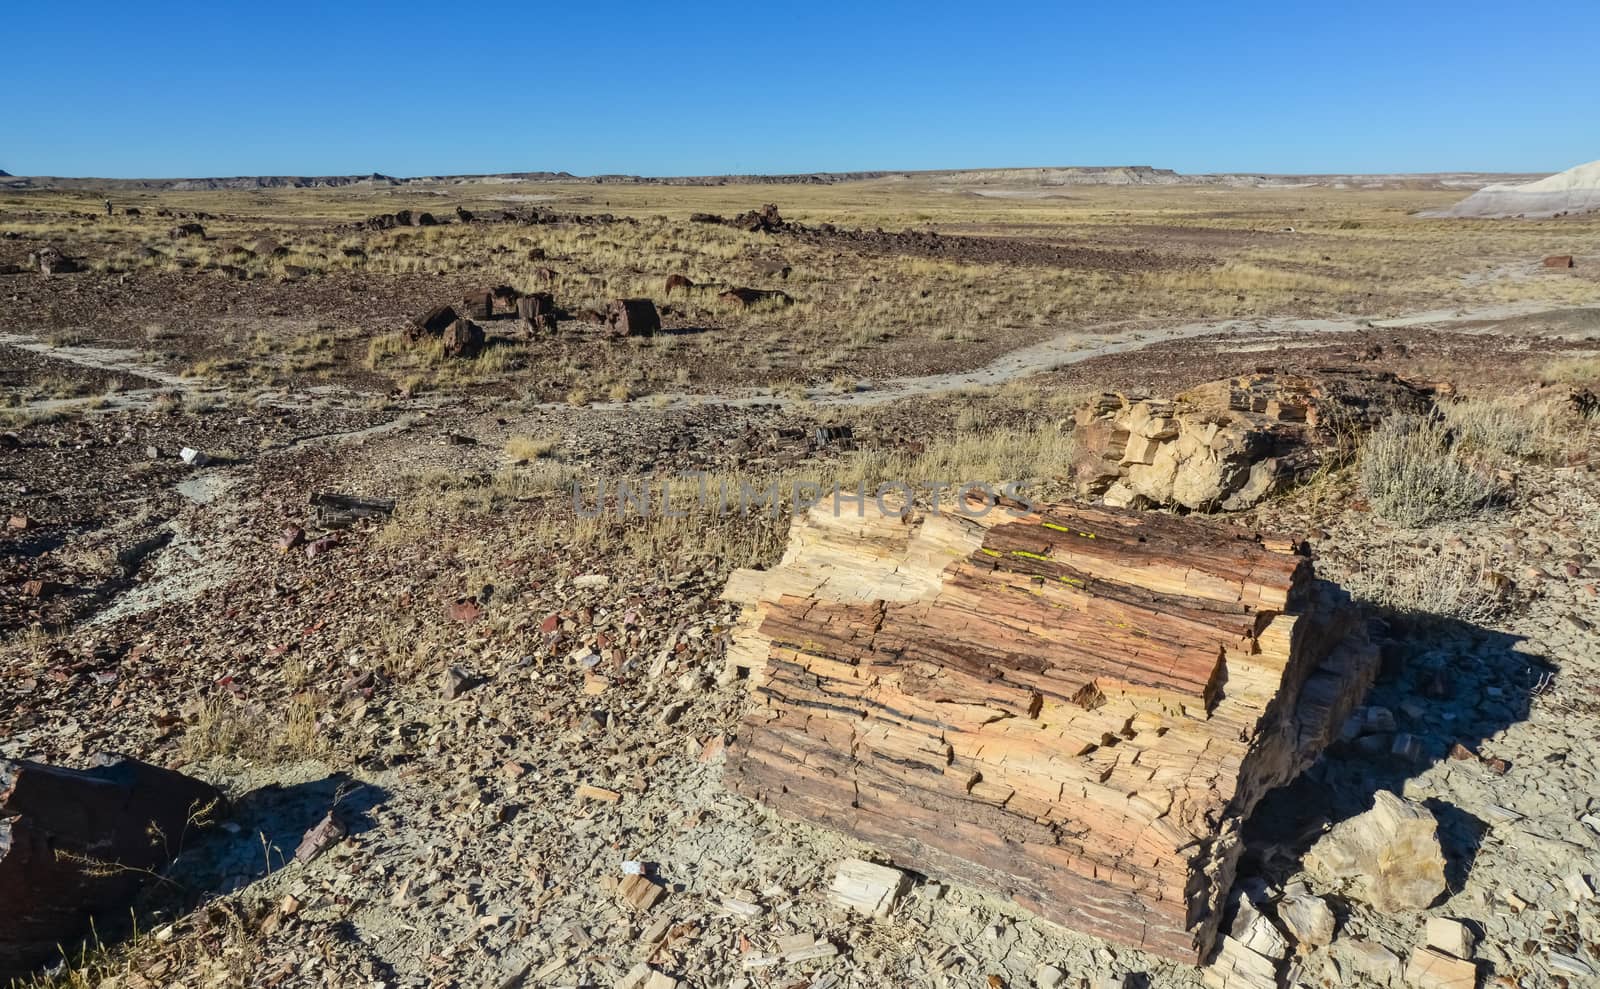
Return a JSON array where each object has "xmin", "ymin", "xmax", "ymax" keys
[
  {"xmin": 5, "ymin": 301, "xmax": 1557, "ymax": 419},
  {"xmin": 585, "ymin": 301, "xmax": 1554, "ymax": 412}
]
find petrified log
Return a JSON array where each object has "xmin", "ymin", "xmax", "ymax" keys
[
  {"xmin": 408, "ymin": 303, "xmax": 459, "ymax": 342},
  {"xmin": 461, "ymin": 288, "xmax": 494, "ymax": 321},
  {"xmin": 442, "ymin": 317, "xmax": 484, "ymax": 358},
  {"xmin": 0, "ymin": 755, "xmax": 224, "ymax": 979},
  {"xmin": 719, "ymin": 286, "xmax": 792, "ymax": 308},
  {"xmin": 490, "ymin": 284, "xmax": 521, "ymax": 313},
  {"xmin": 605, "ymin": 298, "xmax": 660, "ymax": 338},
  {"xmin": 517, "ymin": 292, "xmax": 559, "ymax": 335},
  {"xmin": 722, "ymin": 501, "xmax": 1378, "ymax": 965},
  {"xmin": 310, "ymin": 491, "xmax": 396, "ymax": 529},
  {"xmin": 1071, "ymin": 368, "xmax": 1436, "ymax": 512}
]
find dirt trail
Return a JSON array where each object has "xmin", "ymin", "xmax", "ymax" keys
[
  {"xmin": 5, "ymin": 302, "xmax": 1556, "ymax": 420},
  {"xmin": 585, "ymin": 301, "xmax": 1553, "ymax": 412}
]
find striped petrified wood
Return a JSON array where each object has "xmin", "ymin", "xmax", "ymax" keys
[{"xmin": 722, "ymin": 501, "xmax": 1377, "ymax": 965}]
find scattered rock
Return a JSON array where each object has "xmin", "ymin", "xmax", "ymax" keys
[
  {"xmin": 293, "ymin": 809, "xmax": 346, "ymax": 864},
  {"xmin": 1423, "ymin": 917, "xmax": 1477, "ymax": 959},
  {"xmin": 1073, "ymin": 368, "xmax": 1436, "ymax": 511},
  {"xmin": 1277, "ymin": 891, "xmax": 1336, "ymax": 947},
  {"xmin": 828, "ymin": 859, "xmax": 909, "ymax": 919},
  {"xmin": 1404, "ymin": 945, "xmax": 1477, "ymax": 989}
]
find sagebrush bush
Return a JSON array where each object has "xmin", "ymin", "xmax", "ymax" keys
[{"xmin": 1359, "ymin": 416, "xmax": 1498, "ymax": 526}]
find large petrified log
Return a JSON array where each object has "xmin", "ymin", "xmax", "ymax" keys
[
  {"xmin": 723, "ymin": 501, "xmax": 1378, "ymax": 965},
  {"xmin": 0, "ymin": 755, "xmax": 225, "ymax": 979},
  {"xmin": 1071, "ymin": 368, "xmax": 1437, "ymax": 511}
]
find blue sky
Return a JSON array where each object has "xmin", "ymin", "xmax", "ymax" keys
[{"xmin": 3, "ymin": 1, "xmax": 1595, "ymax": 178}]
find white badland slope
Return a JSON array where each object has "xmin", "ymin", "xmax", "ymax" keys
[{"xmin": 1428, "ymin": 159, "xmax": 1600, "ymax": 218}]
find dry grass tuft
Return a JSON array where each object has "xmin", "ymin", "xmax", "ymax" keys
[
  {"xmin": 505, "ymin": 434, "xmax": 559, "ymax": 462},
  {"xmin": 1341, "ymin": 543, "xmax": 1503, "ymax": 623},
  {"xmin": 1442, "ymin": 394, "xmax": 1577, "ymax": 462},
  {"xmin": 180, "ymin": 693, "xmax": 328, "ymax": 764}
]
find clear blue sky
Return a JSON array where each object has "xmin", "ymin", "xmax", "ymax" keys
[{"xmin": 3, "ymin": 1, "xmax": 1596, "ymax": 178}]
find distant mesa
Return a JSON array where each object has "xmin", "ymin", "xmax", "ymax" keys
[{"xmin": 1425, "ymin": 159, "xmax": 1600, "ymax": 219}]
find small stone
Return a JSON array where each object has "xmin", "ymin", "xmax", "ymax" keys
[
  {"xmin": 619, "ymin": 873, "xmax": 665, "ymax": 911},
  {"xmin": 829, "ymin": 858, "xmax": 909, "ymax": 918},
  {"xmin": 1034, "ymin": 964, "xmax": 1065, "ymax": 989},
  {"xmin": 1404, "ymin": 945, "xmax": 1477, "ymax": 988},
  {"xmin": 1277, "ymin": 892, "xmax": 1336, "ymax": 947},
  {"xmin": 1391, "ymin": 733, "xmax": 1424, "ymax": 764},
  {"xmin": 1424, "ymin": 917, "xmax": 1477, "ymax": 959},
  {"xmin": 1231, "ymin": 899, "xmax": 1289, "ymax": 959},
  {"xmin": 441, "ymin": 666, "xmax": 473, "ymax": 700},
  {"xmin": 1563, "ymin": 871, "xmax": 1594, "ymax": 901},
  {"xmin": 293, "ymin": 810, "xmax": 345, "ymax": 863},
  {"xmin": 1341, "ymin": 940, "xmax": 1402, "ymax": 983}
]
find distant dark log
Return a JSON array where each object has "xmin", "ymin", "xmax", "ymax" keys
[
  {"xmin": 0, "ymin": 755, "xmax": 225, "ymax": 980},
  {"xmin": 408, "ymin": 303, "xmax": 458, "ymax": 342},
  {"xmin": 517, "ymin": 292, "xmax": 559, "ymax": 335},
  {"xmin": 310, "ymin": 491, "xmax": 396, "ymax": 530},
  {"xmin": 442, "ymin": 318, "xmax": 485, "ymax": 358},
  {"xmin": 605, "ymin": 298, "xmax": 660, "ymax": 339}
]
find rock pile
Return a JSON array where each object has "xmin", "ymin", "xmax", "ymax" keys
[{"xmin": 1071, "ymin": 368, "xmax": 1437, "ymax": 511}]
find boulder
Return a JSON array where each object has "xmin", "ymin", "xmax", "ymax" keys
[
  {"xmin": 1543, "ymin": 255, "xmax": 1575, "ymax": 268},
  {"xmin": 461, "ymin": 288, "xmax": 493, "ymax": 320},
  {"xmin": 489, "ymin": 284, "xmax": 520, "ymax": 313},
  {"xmin": 1303, "ymin": 791, "xmax": 1446, "ymax": 912},
  {"xmin": 442, "ymin": 318, "xmax": 484, "ymax": 358},
  {"xmin": 168, "ymin": 222, "xmax": 205, "ymax": 239}
]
